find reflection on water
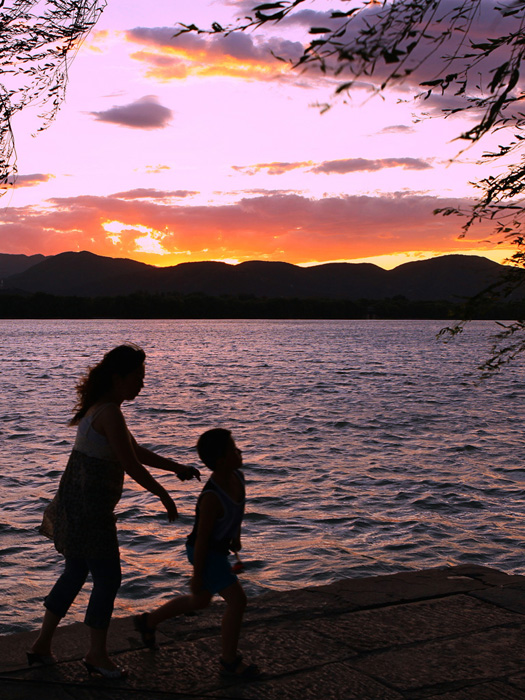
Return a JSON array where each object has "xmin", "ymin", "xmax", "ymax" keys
[{"xmin": 2, "ymin": 319, "xmax": 525, "ymax": 633}]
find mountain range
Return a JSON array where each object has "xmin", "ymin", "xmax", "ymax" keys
[{"xmin": 0, "ymin": 250, "xmax": 522, "ymax": 301}]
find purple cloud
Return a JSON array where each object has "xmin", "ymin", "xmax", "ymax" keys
[
  {"xmin": 233, "ymin": 157, "xmax": 432, "ymax": 175},
  {"xmin": 89, "ymin": 95, "xmax": 173, "ymax": 129},
  {"xmin": 379, "ymin": 125, "xmax": 415, "ymax": 135},
  {"xmin": 110, "ymin": 188, "xmax": 198, "ymax": 200},
  {"xmin": 310, "ymin": 158, "xmax": 433, "ymax": 174},
  {"xmin": 228, "ymin": 0, "xmax": 523, "ymax": 119}
]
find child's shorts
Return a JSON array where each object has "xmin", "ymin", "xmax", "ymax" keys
[{"xmin": 185, "ymin": 544, "xmax": 237, "ymax": 595}]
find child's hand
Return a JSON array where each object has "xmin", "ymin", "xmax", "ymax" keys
[
  {"xmin": 232, "ymin": 553, "xmax": 245, "ymax": 574},
  {"xmin": 230, "ymin": 537, "xmax": 242, "ymax": 553}
]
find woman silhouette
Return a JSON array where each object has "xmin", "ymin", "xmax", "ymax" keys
[{"xmin": 29, "ymin": 344, "xmax": 199, "ymax": 678}]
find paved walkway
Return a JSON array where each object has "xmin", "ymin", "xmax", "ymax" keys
[{"xmin": 2, "ymin": 564, "xmax": 525, "ymax": 699}]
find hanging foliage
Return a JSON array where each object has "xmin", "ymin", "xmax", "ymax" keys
[
  {"xmin": 182, "ymin": 0, "xmax": 525, "ymax": 368},
  {"xmin": 181, "ymin": 1, "xmax": 525, "ymax": 241},
  {"xmin": 0, "ymin": 0, "xmax": 106, "ymax": 186}
]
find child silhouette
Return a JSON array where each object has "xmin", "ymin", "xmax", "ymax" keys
[{"xmin": 134, "ymin": 428, "xmax": 259, "ymax": 679}]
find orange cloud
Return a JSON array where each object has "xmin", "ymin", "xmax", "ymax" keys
[
  {"xmin": 232, "ymin": 161, "xmax": 314, "ymax": 175},
  {"xmin": 145, "ymin": 164, "xmax": 171, "ymax": 174},
  {"xmin": 125, "ymin": 26, "xmax": 304, "ymax": 82},
  {"xmin": 0, "ymin": 190, "xmax": 499, "ymax": 265},
  {"xmin": 1, "ymin": 173, "xmax": 55, "ymax": 189},
  {"xmin": 130, "ymin": 51, "xmax": 189, "ymax": 80}
]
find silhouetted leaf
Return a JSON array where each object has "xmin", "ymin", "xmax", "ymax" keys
[{"xmin": 252, "ymin": 2, "xmax": 285, "ymax": 10}]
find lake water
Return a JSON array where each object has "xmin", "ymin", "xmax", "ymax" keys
[{"xmin": 2, "ymin": 318, "xmax": 525, "ymax": 634}]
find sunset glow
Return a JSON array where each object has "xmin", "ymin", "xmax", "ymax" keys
[{"xmin": 0, "ymin": 0, "xmax": 517, "ymax": 269}]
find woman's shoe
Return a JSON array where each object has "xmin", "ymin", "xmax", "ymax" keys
[
  {"xmin": 26, "ymin": 651, "xmax": 56, "ymax": 666},
  {"xmin": 83, "ymin": 658, "xmax": 128, "ymax": 679},
  {"xmin": 219, "ymin": 653, "xmax": 260, "ymax": 680},
  {"xmin": 133, "ymin": 612, "xmax": 158, "ymax": 649}
]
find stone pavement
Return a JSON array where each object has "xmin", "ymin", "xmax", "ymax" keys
[{"xmin": 2, "ymin": 564, "xmax": 525, "ymax": 699}]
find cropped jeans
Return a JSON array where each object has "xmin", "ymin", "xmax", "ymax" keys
[{"xmin": 44, "ymin": 556, "xmax": 121, "ymax": 630}]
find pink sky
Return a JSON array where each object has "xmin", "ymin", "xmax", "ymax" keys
[{"xmin": 0, "ymin": 0, "xmax": 517, "ymax": 269}]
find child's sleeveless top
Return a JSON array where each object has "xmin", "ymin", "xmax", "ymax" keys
[
  {"xmin": 52, "ymin": 404, "xmax": 125, "ymax": 559},
  {"xmin": 187, "ymin": 471, "xmax": 245, "ymax": 554}
]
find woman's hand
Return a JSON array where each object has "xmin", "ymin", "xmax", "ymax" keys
[
  {"xmin": 129, "ymin": 439, "xmax": 201, "ymax": 481},
  {"xmin": 172, "ymin": 462, "xmax": 201, "ymax": 482},
  {"xmin": 161, "ymin": 492, "xmax": 178, "ymax": 521}
]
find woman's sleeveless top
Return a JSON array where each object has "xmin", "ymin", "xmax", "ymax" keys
[
  {"xmin": 187, "ymin": 471, "xmax": 245, "ymax": 554},
  {"xmin": 73, "ymin": 406, "xmax": 117, "ymax": 460},
  {"xmin": 53, "ymin": 404, "xmax": 124, "ymax": 559}
]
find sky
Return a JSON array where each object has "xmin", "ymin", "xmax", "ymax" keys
[{"xmin": 0, "ymin": 0, "xmax": 519, "ymax": 269}]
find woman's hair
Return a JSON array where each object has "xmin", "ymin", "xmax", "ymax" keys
[
  {"xmin": 196, "ymin": 428, "xmax": 232, "ymax": 470},
  {"xmin": 70, "ymin": 344, "xmax": 146, "ymax": 425}
]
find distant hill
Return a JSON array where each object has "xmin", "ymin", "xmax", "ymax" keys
[
  {"xmin": 3, "ymin": 251, "xmax": 155, "ymax": 296},
  {"xmin": 0, "ymin": 253, "xmax": 46, "ymax": 279},
  {"xmin": 1, "ymin": 250, "xmax": 522, "ymax": 301}
]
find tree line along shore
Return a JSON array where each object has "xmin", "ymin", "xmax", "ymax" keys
[{"xmin": 0, "ymin": 291, "xmax": 522, "ymax": 320}]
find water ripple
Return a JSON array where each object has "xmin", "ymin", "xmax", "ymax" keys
[{"xmin": 2, "ymin": 318, "xmax": 525, "ymax": 634}]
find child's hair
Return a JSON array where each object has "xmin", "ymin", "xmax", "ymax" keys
[{"xmin": 196, "ymin": 428, "xmax": 232, "ymax": 470}]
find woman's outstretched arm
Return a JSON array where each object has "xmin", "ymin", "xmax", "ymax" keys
[
  {"xmin": 96, "ymin": 404, "xmax": 178, "ymax": 520},
  {"xmin": 129, "ymin": 434, "xmax": 201, "ymax": 482}
]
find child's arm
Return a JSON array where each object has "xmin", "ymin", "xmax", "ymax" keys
[
  {"xmin": 230, "ymin": 526, "xmax": 242, "ymax": 553},
  {"xmin": 191, "ymin": 492, "xmax": 222, "ymax": 594},
  {"xmin": 230, "ymin": 471, "xmax": 245, "ymax": 552}
]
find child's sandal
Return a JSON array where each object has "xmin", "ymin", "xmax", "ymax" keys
[
  {"xmin": 133, "ymin": 612, "xmax": 158, "ymax": 650},
  {"xmin": 219, "ymin": 653, "xmax": 260, "ymax": 679}
]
